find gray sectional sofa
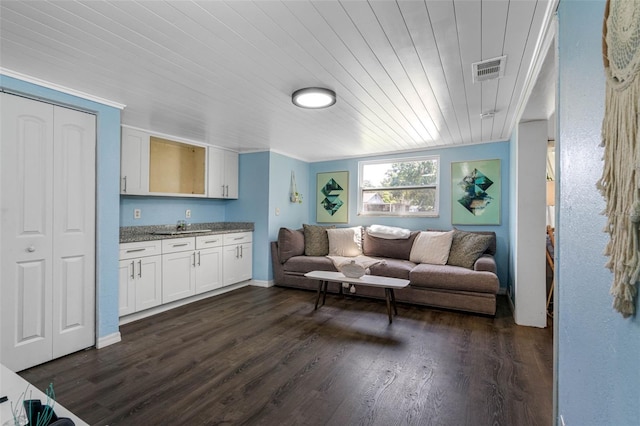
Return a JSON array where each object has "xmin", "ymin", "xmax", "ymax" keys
[{"xmin": 270, "ymin": 226, "xmax": 500, "ymax": 315}]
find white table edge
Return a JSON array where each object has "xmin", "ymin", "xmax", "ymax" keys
[{"xmin": 304, "ymin": 270, "xmax": 409, "ymax": 289}]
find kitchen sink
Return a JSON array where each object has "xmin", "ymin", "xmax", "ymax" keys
[{"xmin": 151, "ymin": 229, "xmax": 212, "ymax": 235}]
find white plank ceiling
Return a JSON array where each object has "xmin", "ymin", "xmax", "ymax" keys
[{"xmin": 0, "ymin": 0, "xmax": 556, "ymax": 162}]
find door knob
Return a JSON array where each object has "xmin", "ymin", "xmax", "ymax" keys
[{"xmin": 26, "ymin": 246, "xmax": 36, "ymax": 253}]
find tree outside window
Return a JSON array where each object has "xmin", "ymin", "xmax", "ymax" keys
[{"xmin": 359, "ymin": 156, "xmax": 439, "ymax": 217}]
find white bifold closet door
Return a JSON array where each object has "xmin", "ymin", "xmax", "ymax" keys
[{"xmin": 1, "ymin": 93, "xmax": 96, "ymax": 372}]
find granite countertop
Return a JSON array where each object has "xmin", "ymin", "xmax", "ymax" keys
[{"xmin": 120, "ymin": 222, "xmax": 254, "ymax": 243}]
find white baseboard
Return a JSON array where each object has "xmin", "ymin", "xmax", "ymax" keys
[
  {"xmin": 119, "ymin": 281, "xmax": 249, "ymax": 325},
  {"xmin": 250, "ymin": 279, "xmax": 273, "ymax": 288},
  {"xmin": 96, "ymin": 332, "xmax": 121, "ymax": 349}
]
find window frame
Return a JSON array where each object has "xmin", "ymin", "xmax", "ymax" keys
[{"xmin": 357, "ymin": 155, "xmax": 440, "ymax": 218}]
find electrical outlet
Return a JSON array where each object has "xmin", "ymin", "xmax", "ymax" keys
[
  {"xmin": 134, "ymin": 209, "xmax": 141, "ymax": 219},
  {"xmin": 275, "ymin": 207, "xmax": 280, "ymax": 216},
  {"xmin": 185, "ymin": 209, "xmax": 191, "ymax": 218}
]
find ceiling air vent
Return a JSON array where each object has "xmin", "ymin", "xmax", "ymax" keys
[{"xmin": 472, "ymin": 55, "xmax": 507, "ymax": 83}]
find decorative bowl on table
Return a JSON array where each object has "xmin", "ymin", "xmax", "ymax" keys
[{"xmin": 341, "ymin": 260, "xmax": 365, "ymax": 278}]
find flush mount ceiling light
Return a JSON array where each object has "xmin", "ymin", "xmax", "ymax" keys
[{"xmin": 292, "ymin": 87, "xmax": 336, "ymax": 109}]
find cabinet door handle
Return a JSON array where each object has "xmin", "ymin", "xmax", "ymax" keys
[
  {"xmin": 240, "ymin": 245, "xmax": 243, "ymax": 258},
  {"xmin": 26, "ymin": 245, "xmax": 36, "ymax": 253},
  {"xmin": 126, "ymin": 248, "xmax": 146, "ymax": 253},
  {"xmin": 172, "ymin": 243, "xmax": 189, "ymax": 247},
  {"xmin": 225, "ymin": 185, "xmax": 229, "ymax": 197},
  {"xmin": 233, "ymin": 237, "xmax": 243, "ymax": 241},
  {"xmin": 204, "ymin": 239, "xmax": 218, "ymax": 244},
  {"xmin": 123, "ymin": 176, "xmax": 127, "ymax": 193},
  {"xmin": 221, "ymin": 185, "xmax": 225, "ymax": 197},
  {"xmin": 138, "ymin": 259, "xmax": 142, "ymax": 278},
  {"xmin": 198, "ymin": 251, "xmax": 201, "ymax": 266},
  {"xmin": 130, "ymin": 261, "xmax": 135, "ymax": 279},
  {"xmin": 192, "ymin": 252, "xmax": 196, "ymax": 267},
  {"xmin": 235, "ymin": 245, "xmax": 239, "ymax": 258}
]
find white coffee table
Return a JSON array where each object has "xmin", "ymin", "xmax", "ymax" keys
[{"xmin": 304, "ymin": 270, "xmax": 410, "ymax": 323}]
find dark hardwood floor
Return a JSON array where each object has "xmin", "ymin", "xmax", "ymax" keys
[{"xmin": 20, "ymin": 286, "xmax": 553, "ymax": 426}]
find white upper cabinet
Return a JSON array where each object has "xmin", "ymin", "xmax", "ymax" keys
[
  {"xmin": 121, "ymin": 127, "xmax": 238, "ymax": 199},
  {"xmin": 208, "ymin": 147, "xmax": 238, "ymax": 199},
  {"xmin": 121, "ymin": 127, "xmax": 150, "ymax": 195}
]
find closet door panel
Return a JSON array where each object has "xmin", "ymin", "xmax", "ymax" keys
[
  {"xmin": 52, "ymin": 105, "xmax": 96, "ymax": 358},
  {"xmin": 1, "ymin": 93, "xmax": 54, "ymax": 371}
]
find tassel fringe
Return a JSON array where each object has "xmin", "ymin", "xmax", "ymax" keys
[{"xmin": 598, "ymin": 68, "xmax": 640, "ymax": 318}]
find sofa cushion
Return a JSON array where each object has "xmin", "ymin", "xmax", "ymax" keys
[
  {"xmin": 363, "ymin": 230, "xmax": 419, "ymax": 260},
  {"xmin": 277, "ymin": 228, "xmax": 305, "ymax": 263},
  {"xmin": 368, "ymin": 259, "xmax": 416, "ymax": 280},
  {"xmin": 283, "ymin": 256, "xmax": 337, "ymax": 274},
  {"xmin": 327, "ymin": 226, "xmax": 363, "ymax": 257},
  {"xmin": 303, "ymin": 224, "xmax": 335, "ymax": 256},
  {"xmin": 409, "ymin": 230, "xmax": 454, "ymax": 265},
  {"xmin": 447, "ymin": 230, "xmax": 495, "ymax": 269},
  {"xmin": 410, "ymin": 263, "xmax": 499, "ymax": 294}
]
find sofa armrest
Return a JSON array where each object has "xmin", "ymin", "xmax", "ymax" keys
[
  {"xmin": 271, "ymin": 241, "xmax": 286, "ymax": 284},
  {"xmin": 474, "ymin": 254, "xmax": 497, "ymax": 274}
]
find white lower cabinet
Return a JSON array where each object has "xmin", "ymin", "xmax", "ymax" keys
[
  {"xmin": 195, "ymin": 235, "xmax": 224, "ymax": 293},
  {"xmin": 223, "ymin": 232, "xmax": 253, "ymax": 286},
  {"xmin": 119, "ymin": 241, "xmax": 163, "ymax": 316},
  {"xmin": 119, "ymin": 231, "xmax": 250, "ymax": 318},
  {"xmin": 162, "ymin": 237, "xmax": 197, "ymax": 303},
  {"xmin": 161, "ymin": 235, "xmax": 225, "ymax": 304}
]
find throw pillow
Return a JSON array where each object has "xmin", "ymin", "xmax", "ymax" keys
[
  {"xmin": 366, "ymin": 224, "xmax": 411, "ymax": 239},
  {"xmin": 409, "ymin": 231, "xmax": 454, "ymax": 265},
  {"xmin": 447, "ymin": 230, "xmax": 494, "ymax": 269},
  {"xmin": 327, "ymin": 226, "xmax": 363, "ymax": 257},
  {"xmin": 363, "ymin": 231, "xmax": 419, "ymax": 260},
  {"xmin": 277, "ymin": 227, "xmax": 305, "ymax": 263},
  {"xmin": 303, "ymin": 224, "xmax": 335, "ymax": 256}
]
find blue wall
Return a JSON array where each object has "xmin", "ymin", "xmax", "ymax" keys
[
  {"xmin": 557, "ymin": 1, "xmax": 640, "ymax": 425},
  {"xmin": 267, "ymin": 152, "xmax": 311, "ymax": 280},
  {"xmin": 226, "ymin": 151, "xmax": 271, "ymax": 282},
  {"xmin": 268, "ymin": 152, "xmax": 310, "ymax": 237},
  {"xmin": 120, "ymin": 196, "xmax": 226, "ymax": 226},
  {"xmin": 1, "ymin": 75, "xmax": 122, "ymax": 340},
  {"xmin": 307, "ymin": 142, "xmax": 511, "ymax": 289}
]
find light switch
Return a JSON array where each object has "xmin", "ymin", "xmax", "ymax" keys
[
  {"xmin": 134, "ymin": 209, "xmax": 141, "ymax": 219},
  {"xmin": 186, "ymin": 209, "xmax": 191, "ymax": 218}
]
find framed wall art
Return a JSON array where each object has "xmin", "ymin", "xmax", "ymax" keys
[
  {"xmin": 316, "ymin": 171, "xmax": 349, "ymax": 223},
  {"xmin": 451, "ymin": 159, "xmax": 501, "ymax": 225}
]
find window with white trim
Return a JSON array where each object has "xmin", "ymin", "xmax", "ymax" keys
[{"xmin": 358, "ymin": 156, "xmax": 439, "ymax": 217}]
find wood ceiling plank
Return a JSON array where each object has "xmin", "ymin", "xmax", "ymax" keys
[
  {"xmin": 325, "ymin": 0, "xmax": 436, "ymax": 146},
  {"xmin": 493, "ymin": 0, "xmax": 543, "ymax": 140},
  {"xmin": 365, "ymin": 0, "xmax": 454, "ymax": 146},
  {"xmin": 284, "ymin": 0, "xmax": 419, "ymax": 151},
  {"xmin": 161, "ymin": 1, "xmax": 379, "ymax": 155},
  {"xmin": 453, "ymin": 0, "xmax": 482, "ymax": 144},
  {"xmin": 219, "ymin": 0, "xmax": 394, "ymax": 153},
  {"xmin": 425, "ymin": 1, "xmax": 472, "ymax": 145},
  {"xmin": 307, "ymin": 0, "xmax": 428, "ymax": 147},
  {"xmin": 397, "ymin": 0, "xmax": 464, "ymax": 145},
  {"xmin": 481, "ymin": 1, "xmax": 509, "ymax": 142},
  {"xmin": 0, "ymin": 0, "xmax": 553, "ymax": 161}
]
